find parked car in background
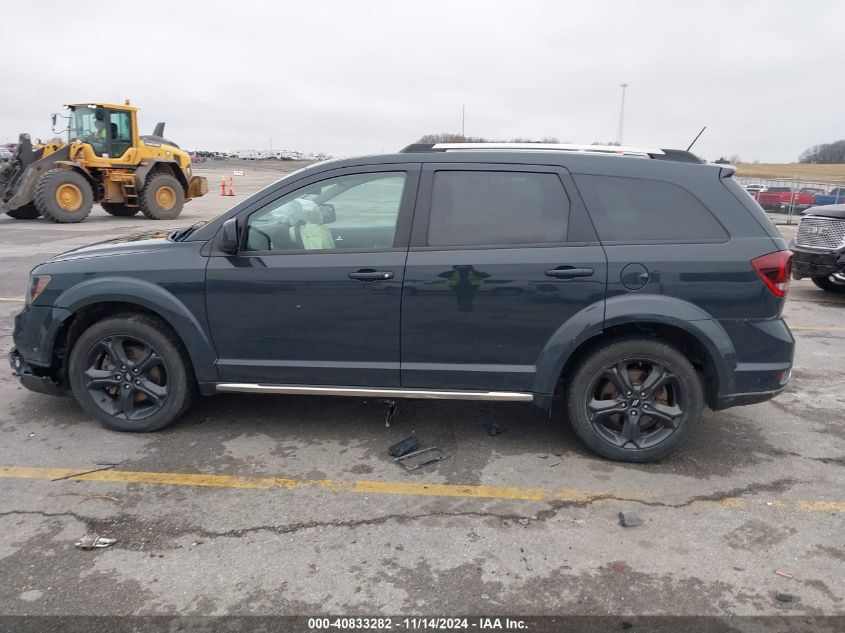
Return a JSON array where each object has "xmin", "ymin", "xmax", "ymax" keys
[
  {"xmin": 813, "ymin": 187, "xmax": 845, "ymax": 207},
  {"xmin": 0, "ymin": 147, "xmax": 12, "ymax": 161},
  {"xmin": 756, "ymin": 186, "xmax": 822, "ymax": 211},
  {"xmin": 790, "ymin": 187, "xmax": 827, "ymax": 211},
  {"xmin": 744, "ymin": 183, "xmax": 767, "ymax": 195},
  {"xmin": 791, "ymin": 204, "xmax": 845, "ymax": 294},
  {"xmin": 756, "ymin": 186, "xmax": 794, "ymax": 210},
  {"xmin": 756, "ymin": 187, "xmax": 825, "ymax": 211},
  {"xmin": 10, "ymin": 142, "xmax": 794, "ymax": 463}
]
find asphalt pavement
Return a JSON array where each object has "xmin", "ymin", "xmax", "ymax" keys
[{"xmin": 0, "ymin": 161, "xmax": 842, "ymax": 618}]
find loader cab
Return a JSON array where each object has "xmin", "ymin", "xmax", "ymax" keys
[{"xmin": 67, "ymin": 103, "xmax": 138, "ymax": 161}]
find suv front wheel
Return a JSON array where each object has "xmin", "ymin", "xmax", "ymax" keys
[
  {"xmin": 68, "ymin": 314, "xmax": 194, "ymax": 432},
  {"xmin": 566, "ymin": 337, "xmax": 703, "ymax": 462}
]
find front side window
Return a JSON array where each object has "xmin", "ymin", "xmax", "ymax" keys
[
  {"xmin": 245, "ymin": 172, "xmax": 407, "ymax": 252},
  {"xmin": 427, "ymin": 171, "xmax": 570, "ymax": 247},
  {"xmin": 574, "ymin": 175, "xmax": 728, "ymax": 242}
]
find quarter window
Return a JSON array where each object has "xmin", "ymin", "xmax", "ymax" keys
[
  {"xmin": 245, "ymin": 172, "xmax": 407, "ymax": 252},
  {"xmin": 427, "ymin": 171, "xmax": 570, "ymax": 247},
  {"xmin": 574, "ymin": 175, "xmax": 728, "ymax": 242}
]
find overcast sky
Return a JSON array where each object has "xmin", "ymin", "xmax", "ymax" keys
[{"xmin": 1, "ymin": 0, "xmax": 842, "ymax": 162}]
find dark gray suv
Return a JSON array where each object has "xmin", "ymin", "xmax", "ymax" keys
[{"xmin": 9, "ymin": 143, "xmax": 795, "ymax": 462}]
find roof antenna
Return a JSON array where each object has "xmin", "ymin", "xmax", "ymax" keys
[{"xmin": 687, "ymin": 125, "xmax": 706, "ymax": 151}]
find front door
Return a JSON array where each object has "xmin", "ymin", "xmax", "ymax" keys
[
  {"xmin": 401, "ymin": 164, "xmax": 607, "ymax": 393},
  {"xmin": 205, "ymin": 165, "xmax": 419, "ymax": 386}
]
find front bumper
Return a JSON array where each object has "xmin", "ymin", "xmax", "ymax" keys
[
  {"xmin": 790, "ymin": 245, "xmax": 845, "ymax": 279},
  {"xmin": 11, "ymin": 304, "xmax": 72, "ymax": 397},
  {"xmin": 9, "ymin": 347, "xmax": 64, "ymax": 396}
]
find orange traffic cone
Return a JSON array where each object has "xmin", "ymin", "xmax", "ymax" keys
[
  {"xmin": 219, "ymin": 176, "xmax": 226, "ymax": 196},
  {"xmin": 227, "ymin": 176, "xmax": 235, "ymax": 196}
]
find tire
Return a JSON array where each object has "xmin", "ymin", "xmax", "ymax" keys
[
  {"xmin": 102, "ymin": 202, "xmax": 140, "ymax": 217},
  {"xmin": 140, "ymin": 173, "xmax": 185, "ymax": 220},
  {"xmin": 811, "ymin": 274, "xmax": 845, "ymax": 294},
  {"xmin": 68, "ymin": 313, "xmax": 195, "ymax": 432},
  {"xmin": 33, "ymin": 169, "xmax": 94, "ymax": 223},
  {"xmin": 565, "ymin": 337, "xmax": 704, "ymax": 462},
  {"xmin": 6, "ymin": 204, "xmax": 40, "ymax": 219}
]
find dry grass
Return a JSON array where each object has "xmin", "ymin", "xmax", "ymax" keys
[{"xmin": 735, "ymin": 163, "xmax": 845, "ymax": 183}]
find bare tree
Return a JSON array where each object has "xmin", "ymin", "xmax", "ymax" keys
[{"xmin": 799, "ymin": 140, "xmax": 845, "ymax": 164}]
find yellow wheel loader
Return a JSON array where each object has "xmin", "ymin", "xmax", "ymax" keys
[{"xmin": 0, "ymin": 102, "xmax": 208, "ymax": 223}]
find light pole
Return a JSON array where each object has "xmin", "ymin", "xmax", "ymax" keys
[
  {"xmin": 461, "ymin": 104, "xmax": 465, "ymax": 138},
  {"xmin": 617, "ymin": 83, "xmax": 628, "ymax": 145}
]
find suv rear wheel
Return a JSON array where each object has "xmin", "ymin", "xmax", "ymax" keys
[
  {"xmin": 566, "ymin": 337, "xmax": 703, "ymax": 462},
  {"xmin": 68, "ymin": 314, "xmax": 194, "ymax": 432},
  {"xmin": 811, "ymin": 274, "xmax": 845, "ymax": 294}
]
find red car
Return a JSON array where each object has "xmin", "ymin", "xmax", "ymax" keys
[{"xmin": 756, "ymin": 186, "xmax": 825, "ymax": 211}]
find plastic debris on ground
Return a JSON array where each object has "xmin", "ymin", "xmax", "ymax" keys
[
  {"xmin": 75, "ymin": 535, "xmax": 116, "ymax": 550},
  {"xmin": 394, "ymin": 447, "xmax": 449, "ymax": 472},
  {"xmin": 389, "ymin": 436, "xmax": 418, "ymax": 458}
]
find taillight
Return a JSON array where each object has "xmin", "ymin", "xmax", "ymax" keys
[{"xmin": 751, "ymin": 250, "xmax": 793, "ymax": 298}]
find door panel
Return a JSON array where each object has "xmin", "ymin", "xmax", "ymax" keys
[
  {"xmin": 205, "ymin": 165, "xmax": 419, "ymax": 387},
  {"xmin": 207, "ymin": 250, "xmax": 406, "ymax": 385},
  {"xmin": 400, "ymin": 163, "xmax": 607, "ymax": 392},
  {"xmin": 401, "ymin": 245, "xmax": 607, "ymax": 391}
]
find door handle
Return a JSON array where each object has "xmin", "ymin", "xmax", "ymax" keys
[
  {"xmin": 545, "ymin": 266, "xmax": 594, "ymax": 279},
  {"xmin": 349, "ymin": 269, "xmax": 394, "ymax": 281}
]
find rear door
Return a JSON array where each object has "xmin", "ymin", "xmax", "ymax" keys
[{"xmin": 400, "ymin": 163, "xmax": 607, "ymax": 392}]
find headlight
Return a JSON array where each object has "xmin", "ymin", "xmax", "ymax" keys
[{"xmin": 26, "ymin": 275, "xmax": 51, "ymax": 304}]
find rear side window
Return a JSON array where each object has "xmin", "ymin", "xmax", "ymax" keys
[
  {"xmin": 427, "ymin": 171, "xmax": 569, "ymax": 247},
  {"xmin": 574, "ymin": 175, "xmax": 728, "ymax": 242}
]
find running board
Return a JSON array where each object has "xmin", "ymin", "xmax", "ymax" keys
[{"xmin": 215, "ymin": 383, "xmax": 535, "ymax": 402}]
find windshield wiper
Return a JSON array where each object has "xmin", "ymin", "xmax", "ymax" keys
[{"xmin": 170, "ymin": 221, "xmax": 207, "ymax": 242}]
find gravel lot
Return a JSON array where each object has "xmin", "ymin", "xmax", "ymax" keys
[{"xmin": 0, "ymin": 160, "xmax": 842, "ymax": 618}]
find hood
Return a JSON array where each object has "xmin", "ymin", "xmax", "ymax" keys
[
  {"xmin": 49, "ymin": 230, "xmax": 176, "ymax": 262},
  {"xmin": 803, "ymin": 204, "xmax": 845, "ymax": 220}
]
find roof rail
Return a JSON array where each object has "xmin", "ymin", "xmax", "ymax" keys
[{"xmin": 399, "ymin": 143, "xmax": 704, "ymax": 164}]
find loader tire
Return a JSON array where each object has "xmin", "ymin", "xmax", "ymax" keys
[
  {"xmin": 102, "ymin": 202, "xmax": 140, "ymax": 217},
  {"xmin": 6, "ymin": 204, "xmax": 40, "ymax": 220},
  {"xmin": 140, "ymin": 173, "xmax": 184, "ymax": 220},
  {"xmin": 34, "ymin": 169, "xmax": 94, "ymax": 223}
]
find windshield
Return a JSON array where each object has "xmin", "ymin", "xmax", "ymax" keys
[
  {"xmin": 68, "ymin": 105, "xmax": 108, "ymax": 156},
  {"xmin": 68, "ymin": 106, "xmax": 99, "ymax": 142}
]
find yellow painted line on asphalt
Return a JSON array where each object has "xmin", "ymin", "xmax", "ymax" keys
[{"xmin": 0, "ymin": 466, "xmax": 842, "ymax": 513}]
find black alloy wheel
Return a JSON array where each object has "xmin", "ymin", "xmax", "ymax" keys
[
  {"xmin": 566, "ymin": 337, "xmax": 703, "ymax": 462},
  {"xmin": 68, "ymin": 314, "xmax": 194, "ymax": 432},
  {"xmin": 82, "ymin": 335, "xmax": 168, "ymax": 421},
  {"xmin": 586, "ymin": 359, "xmax": 684, "ymax": 450}
]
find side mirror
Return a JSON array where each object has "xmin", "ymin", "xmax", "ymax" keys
[{"xmin": 219, "ymin": 218, "xmax": 240, "ymax": 254}]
